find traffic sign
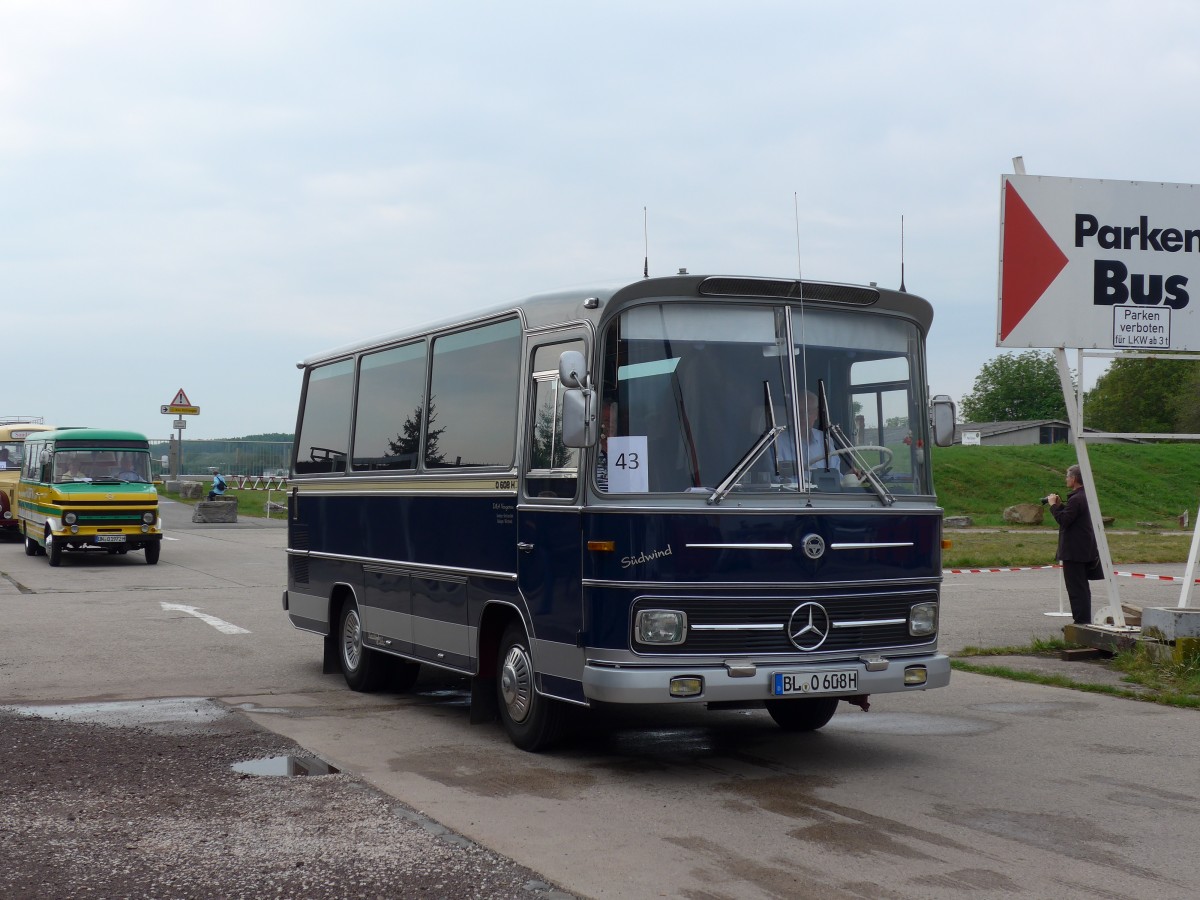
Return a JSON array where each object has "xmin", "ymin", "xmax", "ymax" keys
[
  {"xmin": 998, "ymin": 173, "xmax": 1200, "ymax": 350},
  {"xmin": 173, "ymin": 419, "xmax": 187, "ymax": 430},
  {"xmin": 161, "ymin": 388, "xmax": 199, "ymax": 416}
]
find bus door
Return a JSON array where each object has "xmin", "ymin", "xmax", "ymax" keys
[{"xmin": 516, "ymin": 338, "xmax": 586, "ymax": 695}]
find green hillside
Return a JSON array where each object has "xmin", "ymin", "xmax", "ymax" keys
[{"xmin": 932, "ymin": 443, "xmax": 1200, "ymax": 528}]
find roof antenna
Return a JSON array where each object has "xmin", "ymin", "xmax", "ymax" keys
[
  {"xmin": 793, "ymin": 192, "xmax": 803, "ymax": 280},
  {"xmin": 899, "ymin": 214, "xmax": 907, "ymax": 293},
  {"xmin": 643, "ymin": 206, "xmax": 649, "ymax": 278}
]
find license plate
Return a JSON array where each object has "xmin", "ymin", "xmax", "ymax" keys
[
  {"xmin": 772, "ymin": 669, "xmax": 858, "ymax": 696},
  {"xmin": 95, "ymin": 535, "xmax": 126, "ymax": 544}
]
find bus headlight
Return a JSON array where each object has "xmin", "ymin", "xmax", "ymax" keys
[
  {"xmin": 634, "ymin": 609, "xmax": 687, "ymax": 645},
  {"xmin": 142, "ymin": 512, "xmax": 156, "ymax": 525},
  {"xmin": 909, "ymin": 602, "xmax": 938, "ymax": 636},
  {"xmin": 64, "ymin": 512, "xmax": 78, "ymax": 525}
]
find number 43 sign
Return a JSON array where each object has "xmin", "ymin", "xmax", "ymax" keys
[{"xmin": 607, "ymin": 436, "xmax": 648, "ymax": 493}]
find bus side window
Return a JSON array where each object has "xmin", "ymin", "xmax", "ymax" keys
[
  {"xmin": 524, "ymin": 340, "xmax": 583, "ymax": 499},
  {"xmin": 295, "ymin": 359, "xmax": 354, "ymax": 475}
]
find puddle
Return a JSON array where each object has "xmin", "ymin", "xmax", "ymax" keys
[{"xmin": 232, "ymin": 755, "xmax": 340, "ymax": 777}]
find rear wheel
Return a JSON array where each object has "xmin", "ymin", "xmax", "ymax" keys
[
  {"xmin": 24, "ymin": 533, "xmax": 37, "ymax": 557},
  {"xmin": 496, "ymin": 621, "xmax": 566, "ymax": 751},
  {"xmin": 338, "ymin": 598, "xmax": 387, "ymax": 692},
  {"xmin": 145, "ymin": 542, "xmax": 160, "ymax": 565},
  {"xmin": 765, "ymin": 697, "xmax": 839, "ymax": 732},
  {"xmin": 46, "ymin": 532, "xmax": 62, "ymax": 567}
]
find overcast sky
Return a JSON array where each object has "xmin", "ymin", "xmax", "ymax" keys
[{"xmin": 3, "ymin": 1, "xmax": 1197, "ymax": 439}]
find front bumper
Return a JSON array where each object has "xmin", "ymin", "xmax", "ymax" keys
[{"xmin": 582, "ymin": 652, "xmax": 950, "ymax": 704}]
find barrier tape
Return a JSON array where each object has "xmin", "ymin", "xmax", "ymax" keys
[
  {"xmin": 943, "ymin": 565, "xmax": 1058, "ymax": 574},
  {"xmin": 943, "ymin": 565, "xmax": 1200, "ymax": 584},
  {"xmin": 1113, "ymin": 570, "xmax": 1200, "ymax": 584}
]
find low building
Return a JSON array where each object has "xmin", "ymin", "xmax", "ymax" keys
[{"xmin": 955, "ymin": 420, "xmax": 1138, "ymax": 446}]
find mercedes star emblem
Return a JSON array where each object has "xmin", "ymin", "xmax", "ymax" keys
[{"xmin": 786, "ymin": 602, "xmax": 831, "ymax": 651}]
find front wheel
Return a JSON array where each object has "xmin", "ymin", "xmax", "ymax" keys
[
  {"xmin": 496, "ymin": 621, "xmax": 566, "ymax": 751},
  {"xmin": 145, "ymin": 542, "xmax": 160, "ymax": 565},
  {"xmin": 338, "ymin": 598, "xmax": 387, "ymax": 692},
  {"xmin": 765, "ymin": 696, "xmax": 839, "ymax": 732},
  {"xmin": 46, "ymin": 533, "xmax": 62, "ymax": 567}
]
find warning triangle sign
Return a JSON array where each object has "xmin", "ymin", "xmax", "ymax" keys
[{"xmin": 170, "ymin": 388, "xmax": 191, "ymax": 407}]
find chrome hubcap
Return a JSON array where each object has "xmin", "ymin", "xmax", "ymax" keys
[
  {"xmin": 500, "ymin": 644, "xmax": 533, "ymax": 723},
  {"xmin": 341, "ymin": 608, "xmax": 363, "ymax": 670}
]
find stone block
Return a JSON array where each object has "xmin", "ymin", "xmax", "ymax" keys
[
  {"xmin": 1141, "ymin": 607, "xmax": 1200, "ymax": 641},
  {"xmin": 178, "ymin": 481, "xmax": 204, "ymax": 500},
  {"xmin": 192, "ymin": 500, "xmax": 238, "ymax": 523},
  {"xmin": 1002, "ymin": 503, "xmax": 1044, "ymax": 525},
  {"xmin": 944, "ymin": 515, "xmax": 973, "ymax": 528}
]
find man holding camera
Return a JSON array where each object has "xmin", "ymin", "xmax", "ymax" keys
[{"xmin": 1046, "ymin": 464, "xmax": 1099, "ymax": 625}]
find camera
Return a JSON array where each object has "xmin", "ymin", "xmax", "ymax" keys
[{"xmin": 1040, "ymin": 496, "xmax": 1051, "ymax": 505}]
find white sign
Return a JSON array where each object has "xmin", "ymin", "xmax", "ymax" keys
[
  {"xmin": 606, "ymin": 436, "xmax": 649, "ymax": 493},
  {"xmin": 998, "ymin": 173, "xmax": 1200, "ymax": 350},
  {"xmin": 962, "ymin": 431, "xmax": 981, "ymax": 446},
  {"xmin": 173, "ymin": 419, "xmax": 187, "ymax": 430}
]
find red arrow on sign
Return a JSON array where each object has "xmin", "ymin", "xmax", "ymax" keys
[{"xmin": 999, "ymin": 181, "xmax": 1069, "ymax": 341}]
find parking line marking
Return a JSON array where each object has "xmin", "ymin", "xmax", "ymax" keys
[{"xmin": 160, "ymin": 602, "xmax": 250, "ymax": 635}]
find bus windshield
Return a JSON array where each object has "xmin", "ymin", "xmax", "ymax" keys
[
  {"xmin": 52, "ymin": 449, "xmax": 153, "ymax": 484},
  {"xmin": 0, "ymin": 442, "xmax": 22, "ymax": 470},
  {"xmin": 597, "ymin": 302, "xmax": 928, "ymax": 496}
]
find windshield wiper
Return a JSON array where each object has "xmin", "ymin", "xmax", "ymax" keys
[
  {"xmin": 708, "ymin": 382, "xmax": 786, "ymax": 506},
  {"xmin": 826, "ymin": 424, "xmax": 894, "ymax": 506},
  {"xmin": 808, "ymin": 380, "xmax": 893, "ymax": 505}
]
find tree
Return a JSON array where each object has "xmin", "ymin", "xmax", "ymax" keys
[
  {"xmin": 1083, "ymin": 355, "xmax": 1200, "ymax": 433},
  {"xmin": 960, "ymin": 351, "xmax": 1069, "ymax": 422}
]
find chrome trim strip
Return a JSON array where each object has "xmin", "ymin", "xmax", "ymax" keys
[
  {"xmin": 294, "ymin": 549, "xmax": 517, "ymax": 582},
  {"xmin": 685, "ymin": 543, "xmax": 793, "ymax": 550},
  {"xmin": 582, "ymin": 577, "xmax": 941, "ymax": 590},
  {"xmin": 832, "ymin": 617, "xmax": 908, "ymax": 628},
  {"xmin": 830, "ymin": 542, "xmax": 914, "ymax": 550},
  {"xmin": 690, "ymin": 623, "xmax": 782, "ymax": 632}
]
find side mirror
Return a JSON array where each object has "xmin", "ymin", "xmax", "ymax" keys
[
  {"xmin": 931, "ymin": 394, "xmax": 956, "ymax": 447},
  {"xmin": 558, "ymin": 350, "xmax": 588, "ymax": 389},
  {"xmin": 561, "ymin": 388, "xmax": 597, "ymax": 448}
]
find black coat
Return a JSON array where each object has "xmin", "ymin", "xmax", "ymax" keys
[{"xmin": 1052, "ymin": 486, "xmax": 1098, "ymax": 562}]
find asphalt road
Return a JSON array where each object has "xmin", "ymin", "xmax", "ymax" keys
[{"xmin": 2, "ymin": 500, "xmax": 1199, "ymax": 899}]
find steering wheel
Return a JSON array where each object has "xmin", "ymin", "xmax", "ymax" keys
[{"xmin": 810, "ymin": 445, "xmax": 893, "ymax": 479}]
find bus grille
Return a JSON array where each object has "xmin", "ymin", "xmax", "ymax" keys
[
  {"xmin": 632, "ymin": 592, "xmax": 936, "ymax": 655},
  {"xmin": 75, "ymin": 513, "xmax": 151, "ymax": 526}
]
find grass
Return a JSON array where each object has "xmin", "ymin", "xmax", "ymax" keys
[
  {"xmin": 934, "ymin": 443, "xmax": 1200, "ymax": 566},
  {"xmin": 157, "ymin": 485, "xmax": 286, "ymax": 519},
  {"xmin": 932, "ymin": 442, "xmax": 1200, "ymax": 529},
  {"xmin": 942, "ymin": 529, "xmax": 1190, "ymax": 568},
  {"xmin": 952, "ymin": 639, "xmax": 1200, "ymax": 708}
]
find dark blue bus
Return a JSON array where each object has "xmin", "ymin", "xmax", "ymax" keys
[{"xmin": 283, "ymin": 274, "xmax": 957, "ymax": 750}]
